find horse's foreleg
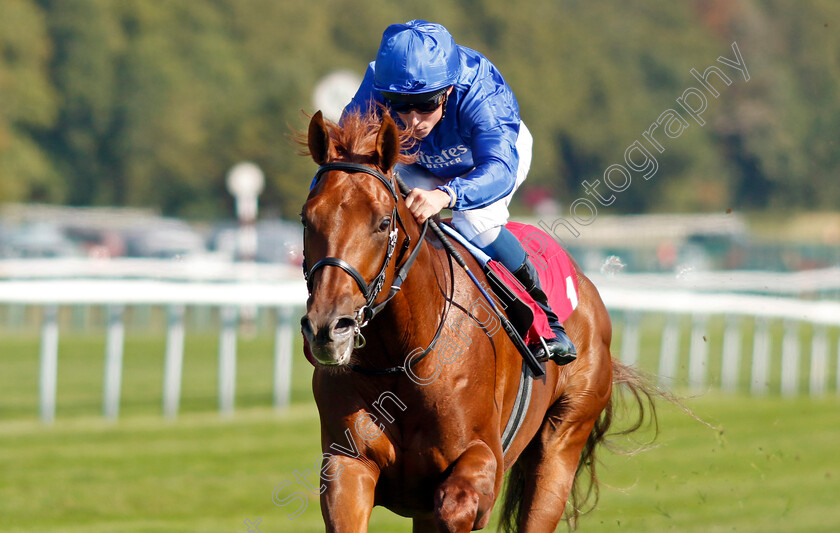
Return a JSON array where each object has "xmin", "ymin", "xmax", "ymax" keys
[
  {"xmin": 320, "ymin": 457, "xmax": 378, "ymax": 533},
  {"xmin": 434, "ymin": 441, "xmax": 499, "ymax": 532}
]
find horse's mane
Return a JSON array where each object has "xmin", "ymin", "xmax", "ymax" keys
[{"xmin": 297, "ymin": 105, "xmax": 417, "ymax": 166}]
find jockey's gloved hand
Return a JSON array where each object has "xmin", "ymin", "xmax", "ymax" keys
[{"xmin": 405, "ymin": 188, "xmax": 451, "ymax": 224}]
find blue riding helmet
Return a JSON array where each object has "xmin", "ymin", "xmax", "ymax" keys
[{"xmin": 373, "ymin": 20, "xmax": 462, "ymax": 95}]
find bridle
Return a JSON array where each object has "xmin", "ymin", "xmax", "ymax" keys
[{"xmin": 303, "ymin": 162, "xmax": 430, "ymax": 353}]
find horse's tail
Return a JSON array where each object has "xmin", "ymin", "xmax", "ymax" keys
[{"xmin": 500, "ymin": 359, "xmax": 664, "ymax": 532}]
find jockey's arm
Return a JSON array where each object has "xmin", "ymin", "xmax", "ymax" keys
[
  {"xmin": 405, "ymin": 123, "xmax": 521, "ymax": 223},
  {"xmin": 436, "ymin": 123, "xmax": 520, "ymax": 211}
]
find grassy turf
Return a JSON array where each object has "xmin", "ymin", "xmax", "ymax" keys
[{"xmin": 1, "ymin": 332, "xmax": 839, "ymax": 532}]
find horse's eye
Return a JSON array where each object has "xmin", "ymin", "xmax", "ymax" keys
[{"xmin": 378, "ymin": 217, "xmax": 392, "ymax": 232}]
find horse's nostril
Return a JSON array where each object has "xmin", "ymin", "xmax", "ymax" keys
[
  {"xmin": 301, "ymin": 316, "xmax": 314, "ymax": 337},
  {"xmin": 334, "ymin": 317, "xmax": 356, "ymax": 336}
]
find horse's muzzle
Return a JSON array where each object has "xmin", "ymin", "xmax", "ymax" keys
[{"xmin": 300, "ymin": 314, "xmax": 356, "ymax": 365}]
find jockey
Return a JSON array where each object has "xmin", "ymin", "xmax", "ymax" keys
[{"xmin": 343, "ymin": 20, "xmax": 576, "ymax": 364}]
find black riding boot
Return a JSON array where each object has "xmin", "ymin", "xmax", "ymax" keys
[{"xmin": 512, "ymin": 258, "xmax": 577, "ymax": 365}]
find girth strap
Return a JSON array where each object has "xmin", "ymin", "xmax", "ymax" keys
[{"xmin": 501, "ymin": 359, "xmax": 534, "ymax": 456}]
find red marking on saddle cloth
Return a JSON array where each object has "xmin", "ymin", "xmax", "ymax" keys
[{"xmin": 486, "ymin": 221, "xmax": 579, "ymax": 345}]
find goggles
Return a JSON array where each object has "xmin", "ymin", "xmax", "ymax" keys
[{"xmin": 382, "ymin": 89, "xmax": 447, "ymax": 115}]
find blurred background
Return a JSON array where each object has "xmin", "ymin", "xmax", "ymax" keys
[
  {"xmin": 1, "ymin": 1, "xmax": 838, "ymax": 532},
  {"xmin": 1, "ymin": 0, "xmax": 838, "ymax": 269}
]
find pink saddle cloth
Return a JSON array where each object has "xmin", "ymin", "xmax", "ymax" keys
[{"xmin": 485, "ymin": 222, "xmax": 579, "ymax": 345}]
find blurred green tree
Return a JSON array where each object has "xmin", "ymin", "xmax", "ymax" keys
[
  {"xmin": 0, "ymin": 0, "xmax": 834, "ymax": 219},
  {"xmin": 0, "ymin": 0, "xmax": 60, "ymax": 203}
]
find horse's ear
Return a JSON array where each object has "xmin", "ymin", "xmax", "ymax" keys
[
  {"xmin": 376, "ymin": 114, "xmax": 400, "ymax": 172},
  {"xmin": 308, "ymin": 111, "xmax": 332, "ymax": 165}
]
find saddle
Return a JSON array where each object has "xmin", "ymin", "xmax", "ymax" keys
[{"xmin": 439, "ymin": 221, "xmax": 579, "ymax": 346}]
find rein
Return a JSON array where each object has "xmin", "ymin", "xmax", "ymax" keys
[
  {"xmin": 303, "ymin": 162, "xmax": 448, "ymax": 375},
  {"xmin": 350, "ymin": 252, "xmax": 453, "ymax": 376}
]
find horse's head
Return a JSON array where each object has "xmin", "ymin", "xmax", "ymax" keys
[{"xmin": 300, "ymin": 110, "xmax": 411, "ymax": 366}]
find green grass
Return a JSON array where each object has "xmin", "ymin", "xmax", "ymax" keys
[{"xmin": 2, "ymin": 332, "xmax": 840, "ymax": 532}]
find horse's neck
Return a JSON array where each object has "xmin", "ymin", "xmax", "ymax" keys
[{"xmin": 369, "ymin": 236, "xmax": 450, "ymax": 364}]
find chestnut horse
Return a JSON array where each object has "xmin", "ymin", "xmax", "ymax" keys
[{"xmin": 300, "ymin": 109, "xmax": 654, "ymax": 532}]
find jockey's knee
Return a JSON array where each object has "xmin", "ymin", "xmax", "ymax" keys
[{"xmin": 469, "ymin": 225, "xmax": 527, "ymax": 272}]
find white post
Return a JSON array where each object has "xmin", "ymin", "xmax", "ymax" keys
[
  {"xmin": 163, "ymin": 304, "xmax": 186, "ymax": 418},
  {"xmin": 218, "ymin": 306, "xmax": 238, "ymax": 415},
  {"xmin": 809, "ymin": 326, "xmax": 828, "ymax": 397},
  {"xmin": 688, "ymin": 314, "xmax": 709, "ymax": 390},
  {"xmin": 751, "ymin": 318, "xmax": 770, "ymax": 395},
  {"xmin": 780, "ymin": 320, "xmax": 800, "ymax": 396},
  {"xmin": 39, "ymin": 305, "xmax": 59, "ymax": 424},
  {"xmin": 721, "ymin": 315, "xmax": 742, "ymax": 393},
  {"xmin": 836, "ymin": 333, "xmax": 840, "ymax": 395},
  {"xmin": 227, "ymin": 163, "xmax": 265, "ymax": 339},
  {"xmin": 103, "ymin": 304, "xmax": 125, "ymax": 419},
  {"xmin": 273, "ymin": 306, "xmax": 294, "ymax": 410},
  {"xmin": 226, "ymin": 162, "xmax": 264, "ymax": 263},
  {"xmin": 658, "ymin": 314, "xmax": 681, "ymax": 386},
  {"xmin": 620, "ymin": 311, "xmax": 641, "ymax": 366}
]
